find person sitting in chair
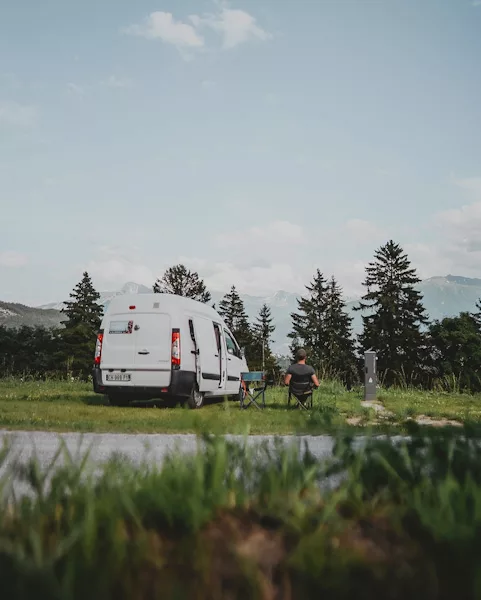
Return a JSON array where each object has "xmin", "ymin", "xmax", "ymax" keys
[{"xmin": 284, "ymin": 348, "xmax": 319, "ymax": 400}]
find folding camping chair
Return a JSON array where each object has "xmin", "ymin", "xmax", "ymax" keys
[
  {"xmin": 287, "ymin": 380, "xmax": 314, "ymax": 410},
  {"xmin": 240, "ymin": 371, "xmax": 267, "ymax": 409}
]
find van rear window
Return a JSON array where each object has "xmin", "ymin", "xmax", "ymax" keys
[{"xmin": 108, "ymin": 320, "xmax": 133, "ymax": 334}]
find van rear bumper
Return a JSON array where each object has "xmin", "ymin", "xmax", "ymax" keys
[{"xmin": 92, "ymin": 367, "xmax": 195, "ymax": 399}]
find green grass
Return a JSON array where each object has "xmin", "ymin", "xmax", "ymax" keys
[
  {"xmin": 0, "ymin": 378, "xmax": 480, "ymax": 434},
  {"xmin": 3, "ymin": 427, "xmax": 481, "ymax": 598}
]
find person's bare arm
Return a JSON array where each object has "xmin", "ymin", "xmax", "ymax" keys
[
  {"xmin": 311, "ymin": 373, "xmax": 320, "ymax": 388},
  {"xmin": 284, "ymin": 373, "xmax": 292, "ymax": 386}
]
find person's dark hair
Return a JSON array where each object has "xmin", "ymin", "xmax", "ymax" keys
[{"xmin": 296, "ymin": 348, "xmax": 307, "ymax": 361}]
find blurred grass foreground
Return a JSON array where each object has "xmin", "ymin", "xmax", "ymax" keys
[{"xmin": 2, "ymin": 426, "xmax": 481, "ymax": 598}]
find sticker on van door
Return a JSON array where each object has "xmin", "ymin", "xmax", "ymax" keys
[{"xmin": 108, "ymin": 320, "xmax": 133, "ymax": 334}]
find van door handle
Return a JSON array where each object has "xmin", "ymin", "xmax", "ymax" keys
[
  {"xmin": 138, "ymin": 350, "xmax": 150, "ymax": 355},
  {"xmin": 214, "ymin": 354, "xmax": 219, "ymax": 357}
]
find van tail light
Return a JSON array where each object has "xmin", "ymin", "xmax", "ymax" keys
[
  {"xmin": 171, "ymin": 329, "xmax": 181, "ymax": 369},
  {"xmin": 94, "ymin": 331, "xmax": 104, "ymax": 366}
]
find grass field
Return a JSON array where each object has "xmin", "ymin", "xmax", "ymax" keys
[
  {"xmin": 2, "ymin": 427, "xmax": 481, "ymax": 598},
  {"xmin": 0, "ymin": 378, "xmax": 480, "ymax": 434}
]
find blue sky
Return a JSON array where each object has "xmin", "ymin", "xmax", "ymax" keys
[{"xmin": 1, "ymin": 0, "xmax": 481, "ymax": 305}]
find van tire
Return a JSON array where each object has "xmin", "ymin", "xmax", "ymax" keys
[
  {"xmin": 108, "ymin": 394, "xmax": 130, "ymax": 407},
  {"xmin": 187, "ymin": 387, "xmax": 204, "ymax": 409}
]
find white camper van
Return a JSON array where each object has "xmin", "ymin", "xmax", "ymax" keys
[{"xmin": 92, "ymin": 293, "xmax": 248, "ymax": 408}]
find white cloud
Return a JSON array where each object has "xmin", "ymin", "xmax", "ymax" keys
[
  {"xmin": 250, "ymin": 220, "xmax": 304, "ymax": 242},
  {"xmin": 86, "ymin": 247, "xmax": 155, "ymax": 288},
  {"xmin": 216, "ymin": 220, "xmax": 305, "ymax": 248},
  {"xmin": 406, "ymin": 178, "xmax": 481, "ymax": 278},
  {"xmin": 329, "ymin": 260, "xmax": 369, "ymax": 297},
  {"xmin": 344, "ymin": 218, "xmax": 385, "ymax": 241},
  {"xmin": 123, "ymin": 11, "xmax": 204, "ymax": 49},
  {"xmin": 87, "ymin": 259, "xmax": 154, "ymax": 288},
  {"xmin": 191, "ymin": 6, "xmax": 272, "ymax": 49},
  {"xmin": 436, "ymin": 202, "xmax": 481, "ymax": 254},
  {"xmin": 179, "ymin": 257, "xmax": 306, "ymax": 296},
  {"xmin": 123, "ymin": 5, "xmax": 271, "ymax": 56},
  {"xmin": 0, "ymin": 251, "xmax": 28, "ymax": 268},
  {"xmin": 472, "ymin": 1, "xmax": 481, "ymax": 7},
  {"xmin": 0, "ymin": 102, "xmax": 36, "ymax": 127},
  {"xmin": 103, "ymin": 75, "xmax": 133, "ymax": 88},
  {"xmin": 437, "ymin": 178, "xmax": 481, "ymax": 251},
  {"xmin": 404, "ymin": 243, "xmax": 452, "ymax": 279},
  {"xmin": 452, "ymin": 177, "xmax": 481, "ymax": 196}
]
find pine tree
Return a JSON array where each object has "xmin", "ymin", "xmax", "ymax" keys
[
  {"xmin": 153, "ymin": 264, "xmax": 211, "ymax": 303},
  {"xmin": 255, "ymin": 304, "xmax": 275, "ymax": 348},
  {"xmin": 324, "ymin": 276, "xmax": 358, "ymax": 385},
  {"xmin": 288, "ymin": 269, "xmax": 328, "ymax": 375},
  {"xmin": 59, "ymin": 271, "xmax": 103, "ymax": 378},
  {"xmin": 252, "ymin": 304, "xmax": 276, "ymax": 370},
  {"xmin": 353, "ymin": 240, "xmax": 429, "ymax": 386},
  {"xmin": 218, "ymin": 286, "xmax": 254, "ymax": 360},
  {"xmin": 472, "ymin": 299, "xmax": 481, "ymax": 328},
  {"xmin": 429, "ymin": 312, "xmax": 481, "ymax": 393}
]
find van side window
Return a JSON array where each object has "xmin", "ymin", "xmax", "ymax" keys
[
  {"xmin": 224, "ymin": 330, "xmax": 241, "ymax": 358},
  {"xmin": 213, "ymin": 323, "xmax": 222, "ymax": 353},
  {"xmin": 188, "ymin": 319, "xmax": 196, "ymax": 344}
]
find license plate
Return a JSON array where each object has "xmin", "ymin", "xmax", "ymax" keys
[{"xmin": 106, "ymin": 373, "xmax": 131, "ymax": 382}]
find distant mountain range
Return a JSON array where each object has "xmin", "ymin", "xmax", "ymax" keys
[{"xmin": 1, "ymin": 275, "xmax": 480, "ymax": 355}]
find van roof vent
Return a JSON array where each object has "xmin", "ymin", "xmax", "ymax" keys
[{"xmin": 153, "ymin": 302, "xmax": 160, "ymax": 309}]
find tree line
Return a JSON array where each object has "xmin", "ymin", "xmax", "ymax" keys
[{"xmin": 2, "ymin": 239, "xmax": 481, "ymax": 392}]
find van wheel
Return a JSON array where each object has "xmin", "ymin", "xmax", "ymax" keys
[
  {"xmin": 108, "ymin": 394, "xmax": 129, "ymax": 407},
  {"xmin": 187, "ymin": 387, "xmax": 204, "ymax": 409}
]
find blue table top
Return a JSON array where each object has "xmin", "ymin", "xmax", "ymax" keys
[{"xmin": 241, "ymin": 371, "xmax": 265, "ymax": 381}]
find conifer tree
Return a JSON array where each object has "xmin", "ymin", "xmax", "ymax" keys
[
  {"xmin": 153, "ymin": 264, "xmax": 211, "ymax": 303},
  {"xmin": 289, "ymin": 271, "xmax": 357, "ymax": 383},
  {"xmin": 218, "ymin": 286, "xmax": 254, "ymax": 359},
  {"xmin": 252, "ymin": 303, "xmax": 276, "ymax": 370},
  {"xmin": 288, "ymin": 269, "xmax": 328, "ymax": 375},
  {"xmin": 255, "ymin": 304, "xmax": 275, "ymax": 348},
  {"xmin": 472, "ymin": 298, "xmax": 481, "ymax": 328},
  {"xmin": 59, "ymin": 271, "xmax": 103, "ymax": 378},
  {"xmin": 354, "ymin": 240, "xmax": 429, "ymax": 386},
  {"xmin": 429, "ymin": 312, "xmax": 481, "ymax": 393},
  {"xmin": 324, "ymin": 276, "xmax": 358, "ymax": 385}
]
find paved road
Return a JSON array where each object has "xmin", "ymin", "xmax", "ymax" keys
[
  {"xmin": 0, "ymin": 430, "xmax": 350, "ymax": 498},
  {"xmin": 0, "ymin": 430, "xmax": 340, "ymax": 464}
]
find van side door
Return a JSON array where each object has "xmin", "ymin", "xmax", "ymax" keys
[
  {"xmin": 192, "ymin": 315, "xmax": 222, "ymax": 394},
  {"xmin": 223, "ymin": 328, "xmax": 243, "ymax": 394},
  {"xmin": 188, "ymin": 318, "xmax": 201, "ymax": 385},
  {"xmin": 213, "ymin": 322, "xmax": 227, "ymax": 391}
]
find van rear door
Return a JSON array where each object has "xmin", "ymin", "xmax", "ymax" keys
[
  {"xmin": 133, "ymin": 313, "xmax": 171, "ymax": 370},
  {"xmin": 101, "ymin": 318, "xmax": 135, "ymax": 368},
  {"xmin": 100, "ymin": 312, "xmax": 172, "ymax": 387}
]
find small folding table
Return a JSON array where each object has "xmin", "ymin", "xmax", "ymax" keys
[{"xmin": 240, "ymin": 371, "xmax": 267, "ymax": 409}]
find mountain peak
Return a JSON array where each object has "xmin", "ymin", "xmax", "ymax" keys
[{"xmin": 446, "ymin": 275, "xmax": 481, "ymax": 287}]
